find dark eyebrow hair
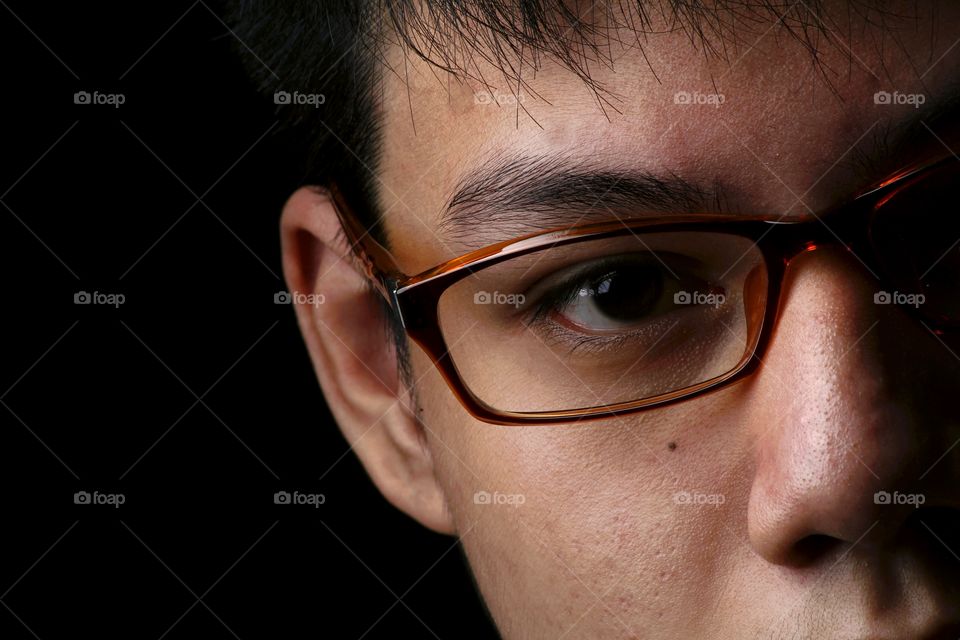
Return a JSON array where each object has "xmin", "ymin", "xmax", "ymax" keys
[
  {"xmin": 439, "ymin": 153, "xmax": 723, "ymax": 245},
  {"xmin": 848, "ymin": 86, "xmax": 960, "ymax": 182},
  {"xmin": 439, "ymin": 87, "xmax": 960, "ymax": 248}
]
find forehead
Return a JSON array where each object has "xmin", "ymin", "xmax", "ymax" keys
[{"xmin": 373, "ymin": 1, "xmax": 960, "ymax": 273}]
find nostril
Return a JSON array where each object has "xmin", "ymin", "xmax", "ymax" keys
[{"xmin": 790, "ymin": 534, "xmax": 843, "ymax": 567}]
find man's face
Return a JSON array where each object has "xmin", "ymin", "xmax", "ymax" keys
[{"xmin": 300, "ymin": 2, "xmax": 960, "ymax": 637}]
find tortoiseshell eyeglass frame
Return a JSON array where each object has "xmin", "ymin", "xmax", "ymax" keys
[{"xmin": 327, "ymin": 152, "xmax": 959, "ymax": 425}]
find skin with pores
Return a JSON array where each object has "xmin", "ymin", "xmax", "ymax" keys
[{"xmin": 281, "ymin": 3, "xmax": 960, "ymax": 638}]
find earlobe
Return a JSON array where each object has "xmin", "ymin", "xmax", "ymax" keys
[{"xmin": 280, "ymin": 186, "xmax": 456, "ymax": 536}]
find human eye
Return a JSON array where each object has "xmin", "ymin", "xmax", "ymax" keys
[
  {"xmin": 435, "ymin": 230, "xmax": 766, "ymax": 412},
  {"xmin": 521, "ymin": 251, "xmax": 727, "ymax": 354}
]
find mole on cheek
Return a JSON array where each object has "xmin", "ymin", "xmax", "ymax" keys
[{"xmin": 667, "ymin": 441, "xmax": 677, "ymax": 451}]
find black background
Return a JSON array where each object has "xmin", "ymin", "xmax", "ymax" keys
[{"xmin": 0, "ymin": 2, "xmax": 498, "ymax": 637}]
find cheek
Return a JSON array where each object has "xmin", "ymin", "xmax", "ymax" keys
[{"xmin": 414, "ymin": 345, "xmax": 752, "ymax": 634}]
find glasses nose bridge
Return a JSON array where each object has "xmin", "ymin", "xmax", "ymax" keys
[
  {"xmin": 762, "ymin": 215, "xmax": 884, "ymax": 327},
  {"xmin": 776, "ymin": 210, "xmax": 867, "ymax": 267}
]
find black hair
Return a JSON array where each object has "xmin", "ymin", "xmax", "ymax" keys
[
  {"xmin": 223, "ymin": 0, "xmax": 919, "ymax": 384},
  {"xmin": 224, "ymin": 0, "xmax": 911, "ymax": 239}
]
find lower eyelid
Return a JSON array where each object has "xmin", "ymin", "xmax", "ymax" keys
[{"xmin": 531, "ymin": 312, "xmax": 686, "ymax": 357}]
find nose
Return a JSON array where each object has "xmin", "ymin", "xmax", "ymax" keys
[{"xmin": 743, "ymin": 246, "xmax": 960, "ymax": 566}]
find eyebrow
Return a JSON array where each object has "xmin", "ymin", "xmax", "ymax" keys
[
  {"xmin": 438, "ymin": 88, "xmax": 960, "ymax": 248},
  {"xmin": 848, "ymin": 87, "xmax": 960, "ymax": 181},
  {"xmin": 439, "ymin": 154, "xmax": 724, "ymax": 246}
]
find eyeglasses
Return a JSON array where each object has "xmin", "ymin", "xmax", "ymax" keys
[{"xmin": 330, "ymin": 153, "xmax": 960, "ymax": 425}]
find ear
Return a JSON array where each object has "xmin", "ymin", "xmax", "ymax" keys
[{"xmin": 281, "ymin": 186, "xmax": 455, "ymax": 535}]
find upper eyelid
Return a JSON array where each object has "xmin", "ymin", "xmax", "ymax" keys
[{"xmin": 522, "ymin": 253, "xmax": 703, "ymax": 317}]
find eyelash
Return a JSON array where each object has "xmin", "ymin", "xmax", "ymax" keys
[
  {"xmin": 525, "ymin": 319, "xmax": 645, "ymax": 356},
  {"xmin": 519, "ymin": 256, "xmax": 684, "ymax": 354},
  {"xmin": 525, "ymin": 283, "xmax": 582, "ymax": 326}
]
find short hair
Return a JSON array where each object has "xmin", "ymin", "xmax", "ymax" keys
[
  {"xmin": 224, "ymin": 0, "xmax": 913, "ymax": 383},
  {"xmin": 225, "ymin": 0, "xmax": 906, "ymax": 239}
]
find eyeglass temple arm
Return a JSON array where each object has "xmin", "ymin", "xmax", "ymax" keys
[
  {"xmin": 855, "ymin": 152, "xmax": 957, "ymax": 200},
  {"xmin": 326, "ymin": 183, "xmax": 404, "ymax": 303}
]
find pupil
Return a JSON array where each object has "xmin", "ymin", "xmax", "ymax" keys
[{"xmin": 589, "ymin": 264, "xmax": 664, "ymax": 321}]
